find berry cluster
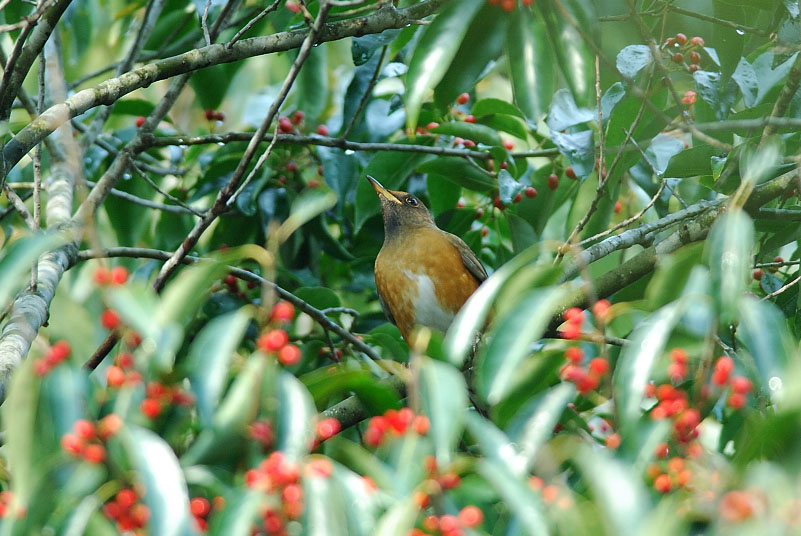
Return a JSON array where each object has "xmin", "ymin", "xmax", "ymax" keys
[
  {"xmin": 647, "ymin": 455, "xmax": 693, "ymax": 494},
  {"xmin": 364, "ymin": 407, "xmax": 430, "ymax": 447},
  {"xmin": 106, "ymin": 350, "xmax": 142, "ymax": 388},
  {"xmin": 710, "ymin": 356, "xmax": 752, "ymax": 409},
  {"xmin": 140, "ymin": 381, "xmax": 195, "ymax": 419},
  {"xmin": 245, "ymin": 451, "xmax": 304, "ymax": 535},
  {"xmin": 560, "ymin": 344, "xmax": 611, "ymax": 395},
  {"xmin": 33, "ymin": 340, "xmax": 71, "ymax": 376},
  {"xmin": 257, "ymin": 301, "xmax": 301, "ymax": 366},
  {"xmin": 486, "ymin": 0, "xmax": 533, "ymax": 13},
  {"xmin": 315, "ymin": 417, "xmax": 341, "ymax": 443},
  {"xmin": 411, "ymin": 505, "xmax": 484, "ymax": 536},
  {"xmin": 528, "ymin": 476, "xmax": 574, "ymax": 509},
  {"xmin": 190, "ymin": 496, "xmax": 223, "ymax": 532},
  {"xmin": 102, "ymin": 488, "xmax": 150, "ymax": 533},
  {"xmin": 664, "ymin": 33, "xmax": 705, "ymax": 73},
  {"xmin": 60, "ymin": 414, "xmax": 122, "ymax": 464},
  {"xmin": 0, "ymin": 491, "xmax": 14, "ymax": 518},
  {"xmin": 249, "ymin": 419, "xmax": 275, "ymax": 449},
  {"xmin": 94, "ymin": 265, "xmax": 129, "ymax": 286},
  {"xmin": 204, "ymin": 109, "xmax": 225, "ymax": 122}
]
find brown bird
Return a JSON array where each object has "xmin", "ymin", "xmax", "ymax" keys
[{"xmin": 368, "ymin": 176, "xmax": 487, "ymax": 346}]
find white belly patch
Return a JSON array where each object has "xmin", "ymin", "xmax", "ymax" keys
[{"xmin": 403, "ymin": 270, "xmax": 454, "ymax": 333}]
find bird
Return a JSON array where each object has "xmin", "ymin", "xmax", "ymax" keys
[{"xmin": 368, "ymin": 175, "xmax": 487, "ymax": 346}]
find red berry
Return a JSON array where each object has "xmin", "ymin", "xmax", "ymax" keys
[
  {"xmin": 101, "ymin": 309, "xmax": 121, "ymax": 330},
  {"xmin": 131, "ymin": 504, "xmax": 150, "ymax": 526},
  {"xmin": 316, "ymin": 124, "xmax": 329, "ymax": 136},
  {"xmin": 94, "ymin": 266, "xmax": 111, "ymax": 285},
  {"xmin": 668, "ymin": 362, "xmax": 688, "ymax": 382},
  {"xmin": 307, "ymin": 179, "xmax": 320, "ymax": 188},
  {"xmin": 423, "ymin": 515, "xmax": 439, "ymax": 532},
  {"xmin": 116, "ymin": 489, "xmax": 137, "ymax": 509},
  {"xmin": 565, "ymin": 167, "xmax": 577, "ymax": 180},
  {"xmin": 459, "ymin": 505, "xmax": 484, "ymax": 527},
  {"xmin": 564, "ymin": 346, "xmax": 584, "ymax": 363},
  {"xmin": 655, "ymin": 442, "xmax": 669, "ymax": 458},
  {"xmin": 413, "ymin": 415, "xmax": 430, "ymax": 435},
  {"xmin": 258, "ymin": 329, "xmax": 289, "ymax": 352},
  {"xmin": 731, "ymin": 376, "xmax": 752, "ymax": 394},
  {"xmin": 286, "ymin": 0, "xmax": 301, "ymax": 13},
  {"xmin": 503, "ymin": 140, "xmax": 515, "ymax": 150},
  {"xmin": 576, "ymin": 372, "xmax": 600, "ymax": 394},
  {"xmin": 316, "ymin": 417, "xmax": 341, "ymax": 440},
  {"xmin": 614, "ymin": 200, "xmax": 623, "ymax": 213},
  {"xmin": 690, "ymin": 36, "xmax": 704, "ymax": 47},
  {"xmin": 500, "ymin": 0, "xmax": 515, "ymax": 11},
  {"xmin": 82, "ymin": 444, "xmax": 106, "ymax": 464},
  {"xmin": 306, "ymin": 458, "xmax": 333, "ymax": 478},
  {"xmin": 665, "ymin": 37, "xmax": 676, "ymax": 47},
  {"xmin": 513, "ymin": 193, "xmax": 522, "ymax": 203},
  {"xmin": 564, "ymin": 307, "xmax": 584, "ymax": 324},
  {"xmin": 606, "ymin": 433, "xmax": 621, "ymax": 450},
  {"xmin": 135, "ymin": 116, "xmax": 145, "ymax": 128},
  {"xmin": 525, "ymin": 186, "xmax": 538, "ymax": 198},
  {"xmin": 493, "ymin": 196, "xmax": 506, "ymax": 210},
  {"xmin": 654, "ymin": 473, "xmax": 672, "ymax": 493},
  {"xmin": 426, "ymin": 122, "xmax": 439, "ymax": 130},
  {"xmin": 464, "ymin": 115, "xmax": 475, "ymax": 123},
  {"xmin": 670, "ymin": 348, "xmax": 689, "ymax": 364},
  {"xmin": 689, "ymin": 51, "xmax": 701, "ymax": 64},
  {"xmin": 589, "ymin": 357, "xmax": 610, "ymax": 376},
  {"xmin": 672, "ymin": 52, "xmax": 684, "ymax": 63},
  {"xmin": 475, "ymin": 207, "xmax": 485, "ymax": 219},
  {"xmin": 682, "ymin": 90, "xmax": 696, "ymax": 105},
  {"xmin": 279, "ymin": 117, "xmax": 293, "ymax": 133},
  {"xmin": 439, "ymin": 473, "xmax": 461, "ymax": 489},
  {"xmin": 107, "ymin": 365, "xmax": 125, "ymax": 387},
  {"xmin": 439, "ymin": 514, "xmax": 460, "ymax": 532},
  {"xmin": 480, "ymin": 226, "xmax": 488, "ymax": 237},
  {"xmin": 61, "ymin": 433, "xmax": 83, "ymax": 455},
  {"xmin": 752, "ymin": 269, "xmax": 763, "ymax": 281},
  {"xmin": 291, "ymin": 110, "xmax": 305, "ymax": 125},
  {"xmin": 727, "ymin": 392, "xmax": 747, "ymax": 409},
  {"xmin": 74, "ymin": 419, "xmax": 95, "ymax": 440},
  {"xmin": 675, "ymin": 33, "xmax": 688, "ymax": 45},
  {"xmin": 278, "ymin": 344, "xmax": 301, "ymax": 365},
  {"xmin": 689, "ymin": 64, "xmax": 700, "ymax": 73},
  {"xmin": 140, "ymin": 397, "xmax": 163, "ymax": 419},
  {"xmin": 110, "ymin": 266, "xmax": 128, "ymax": 285},
  {"xmin": 271, "ymin": 301, "xmax": 295, "ymax": 323},
  {"xmin": 286, "ymin": 160, "xmax": 298, "ymax": 173},
  {"xmin": 190, "ymin": 497, "xmax": 210, "ymax": 518},
  {"xmin": 204, "ymin": 109, "xmax": 216, "ymax": 120},
  {"xmin": 214, "ymin": 111, "xmax": 225, "ymax": 121},
  {"xmin": 462, "ymin": 139, "xmax": 476, "ymax": 147},
  {"xmin": 98, "ymin": 414, "xmax": 123, "ymax": 440},
  {"xmin": 771, "ymin": 256, "xmax": 783, "ymax": 272},
  {"xmin": 456, "ymin": 93, "xmax": 469, "ymax": 105}
]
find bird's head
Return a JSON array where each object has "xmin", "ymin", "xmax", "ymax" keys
[{"xmin": 367, "ymin": 175, "xmax": 435, "ymax": 240}]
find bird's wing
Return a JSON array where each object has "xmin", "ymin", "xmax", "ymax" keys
[
  {"xmin": 445, "ymin": 232, "xmax": 488, "ymax": 283},
  {"xmin": 376, "ymin": 286, "xmax": 397, "ymax": 326}
]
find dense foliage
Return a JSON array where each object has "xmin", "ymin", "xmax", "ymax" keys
[{"xmin": 0, "ymin": 0, "xmax": 800, "ymax": 534}]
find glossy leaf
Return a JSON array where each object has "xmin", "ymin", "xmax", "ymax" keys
[
  {"xmin": 517, "ymin": 383, "xmax": 575, "ymax": 470},
  {"xmin": 418, "ymin": 357, "xmax": 467, "ymax": 465},
  {"xmin": 276, "ymin": 371, "xmax": 317, "ymax": 462},
  {"xmin": 405, "ymin": 0, "xmax": 484, "ymax": 130},
  {"xmin": 616, "ymin": 45, "xmax": 652, "ymax": 79},
  {"xmin": 705, "ymin": 210, "xmax": 754, "ymax": 325},
  {"xmin": 0, "ymin": 233, "xmax": 64, "ymax": 311},
  {"xmin": 189, "ymin": 309, "xmax": 251, "ymax": 427},
  {"xmin": 546, "ymin": 89, "xmax": 594, "ymax": 131},
  {"xmin": 472, "ymin": 98, "xmax": 525, "ymax": 119},
  {"xmin": 477, "ymin": 459, "xmax": 549, "ymax": 535},
  {"xmin": 429, "ymin": 122, "xmax": 502, "ymax": 147},
  {"xmin": 506, "ymin": 7, "xmax": 555, "ymax": 120},
  {"xmin": 416, "ymin": 156, "xmax": 495, "ymax": 192}
]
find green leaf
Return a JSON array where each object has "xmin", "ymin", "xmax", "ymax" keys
[
  {"xmin": 296, "ymin": 44, "xmax": 328, "ymax": 119},
  {"xmin": 551, "ymin": 130, "xmax": 595, "ymax": 179},
  {"xmin": 444, "ymin": 245, "xmax": 542, "ymax": 365},
  {"xmin": 405, "ymin": 0, "xmax": 484, "ymax": 130},
  {"xmin": 546, "ymin": 88, "xmax": 595, "ymax": 131},
  {"xmin": 351, "ymin": 29, "xmax": 400, "ymax": 66},
  {"xmin": 333, "ymin": 468, "xmax": 379, "ymax": 536},
  {"xmin": 497, "ymin": 169, "xmax": 523, "ymax": 204},
  {"xmin": 740, "ymin": 138, "xmax": 781, "ymax": 187},
  {"xmin": 477, "ymin": 286, "xmax": 567, "ymax": 405},
  {"xmin": 713, "ymin": 2, "xmax": 746, "ymax": 81},
  {"xmin": 434, "ymin": 3, "xmax": 508, "ymax": 107},
  {"xmin": 472, "ymin": 98, "xmax": 525, "ymax": 119},
  {"xmin": 110, "ymin": 98, "xmax": 156, "ymax": 118},
  {"xmin": 613, "ymin": 300, "xmax": 687, "ymax": 437},
  {"xmin": 705, "ymin": 210, "xmax": 754, "ymax": 325},
  {"xmin": 429, "ymin": 122, "xmax": 502, "ymax": 147},
  {"xmin": 616, "ymin": 45, "xmax": 652, "ymax": 79},
  {"xmin": 277, "ymin": 188, "xmax": 338, "ymax": 243},
  {"xmin": 645, "ymin": 243, "xmax": 705, "ymax": 309},
  {"xmin": 507, "ymin": 213, "xmax": 538, "ymax": 253},
  {"xmin": 477, "ymin": 113, "xmax": 528, "ymax": 141},
  {"xmin": 572, "ymin": 443, "xmax": 648, "ymax": 536},
  {"xmin": 465, "ymin": 413, "xmax": 524, "ymax": 476},
  {"xmin": 477, "ymin": 459, "xmax": 549, "ymax": 535},
  {"xmin": 417, "ymin": 156, "xmax": 495, "ymax": 192},
  {"xmin": 506, "ymin": 8, "xmax": 555, "ymax": 120},
  {"xmin": 122, "ymin": 426, "xmax": 194, "ymax": 535},
  {"xmin": 276, "ymin": 371, "xmax": 317, "ymax": 462},
  {"xmin": 517, "ymin": 383, "xmax": 575, "ymax": 470},
  {"xmin": 188, "ymin": 309, "xmax": 251, "ymax": 427},
  {"xmin": 207, "ymin": 490, "xmax": 263, "ymax": 534},
  {"xmin": 294, "ymin": 286, "xmax": 341, "ymax": 310},
  {"xmin": 664, "ymin": 144, "xmax": 720, "ymax": 178},
  {"xmin": 305, "ymin": 471, "xmax": 348, "ymax": 536},
  {"xmin": 427, "ymin": 174, "xmax": 461, "ymax": 216},
  {"xmin": 373, "ymin": 497, "xmax": 417, "ymax": 536},
  {"xmin": 0, "ymin": 233, "xmax": 64, "ymax": 311},
  {"xmin": 418, "ymin": 357, "xmax": 467, "ymax": 466},
  {"xmin": 540, "ymin": 0, "xmax": 595, "ymax": 105}
]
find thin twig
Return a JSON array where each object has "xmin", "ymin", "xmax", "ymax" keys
[
  {"xmin": 227, "ymin": 122, "xmax": 281, "ymax": 208},
  {"xmin": 763, "ymin": 275, "xmax": 801, "ymax": 300},
  {"xmin": 342, "ymin": 45, "xmax": 387, "ymax": 139},
  {"xmin": 201, "ymin": 0, "xmax": 212, "ymax": 46},
  {"xmin": 31, "ymin": 50, "xmax": 45, "ymax": 290},
  {"xmin": 129, "ymin": 162, "xmax": 204, "ymax": 217},
  {"xmin": 226, "ymin": 0, "xmax": 282, "ymax": 49}
]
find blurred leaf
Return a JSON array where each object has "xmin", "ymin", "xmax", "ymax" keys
[
  {"xmin": 122, "ymin": 426, "xmax": 195, "ymax": 535},
  {"xmin": 418, "ymin": 357, "xmax": 467, "ymax": 465},
  {"xmin": 110, "ymin": 99, "xmax": 156, "ymax": 118},
  {"xmin": 405, "ymin": 0, "xmax": 484, "ymax": 130},
  {"xmin": 613, "ymin": 300, "xmax": 687, "ymax": 437},
  {"xmin": 305, "ymin": 472, "xmax": 348, "ymax": 536},
  {"xmin": 373, "ymin": 497, "xmax": 417, "ymax": 536},
  {"xmin": 189, "ymin": 309, "xmax": 251, "ymax": 427},
  {"xmin": 740, "ymin": 138, "xmax": 781, "ymax": 187},
  {"xmin": 573, "ymin": 443, "xmax": 648, "ymax": 536},
  {"xmin": 444, "ymin": 245, "xmax": 542, "ymax": 365},
  {"xmin": 465, "ymin": 412, "xmax": 525, "ymax": 476},
  {"xmin": 2, "ymin": 356, "xmax": 40, "ymax": 509},
  {"xmin": 276, "ymin": 371, "xmax": 316, "ymax": 462},
  {"xmin": 333, "ymin": 468, "xmax": 378, "ymax": 536},
  {"xmin": 517, "ymin": 383, "xmax": 575, "ymax": 470},
  {"xmin": 472, "ymin": 98, "xmax": 525, "ymax": 119},
  {"xmin": 277, "ymin": 188, "xmax": 338, "ymax": 243},
  {"xmin": 478, "ymin": 286, "xmax": 567, "ymax": 405},
  {"xmin": 294, "ymin": 287, "xmax": 341, "ymax": 310},
  {"xmin": 616, "ymin": 45, "xmax": 652, "ymax": 79},
  {"xmin": 206, "ymin": 489, "xmax": 263, "ymax": 534},
  {"xmin": 646, "ymin": 243, "xmax": 705, "ymax": 309},
  {"xmin": 705, "ymin": 210, "xmax": 754, "ymax": 325},
  {"xmin": 477, "ymin": 459, "xmax": 549, "ymax": 535},
  {"xmin": 0, "ymin": 233, "xmax": 64, "ymax": 311}
]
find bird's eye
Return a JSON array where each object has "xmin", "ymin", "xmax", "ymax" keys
[{"xmin": 405, "ymin": 196, "xmax": 419, "ymax": 207}]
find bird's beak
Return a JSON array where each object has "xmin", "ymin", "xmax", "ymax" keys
[{"xmin": 366, "ymin": 175, "xmax": 402, "ymax": 204}]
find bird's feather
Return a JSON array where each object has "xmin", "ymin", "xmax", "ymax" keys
[{"xmin": 444, "ymin": 232, "xmax": 488, "ymax": 283}]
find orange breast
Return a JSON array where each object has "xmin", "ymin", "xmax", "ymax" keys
[{"xmin": 375, "ymin": 227, "xmax": 481, "ymax": 344}]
